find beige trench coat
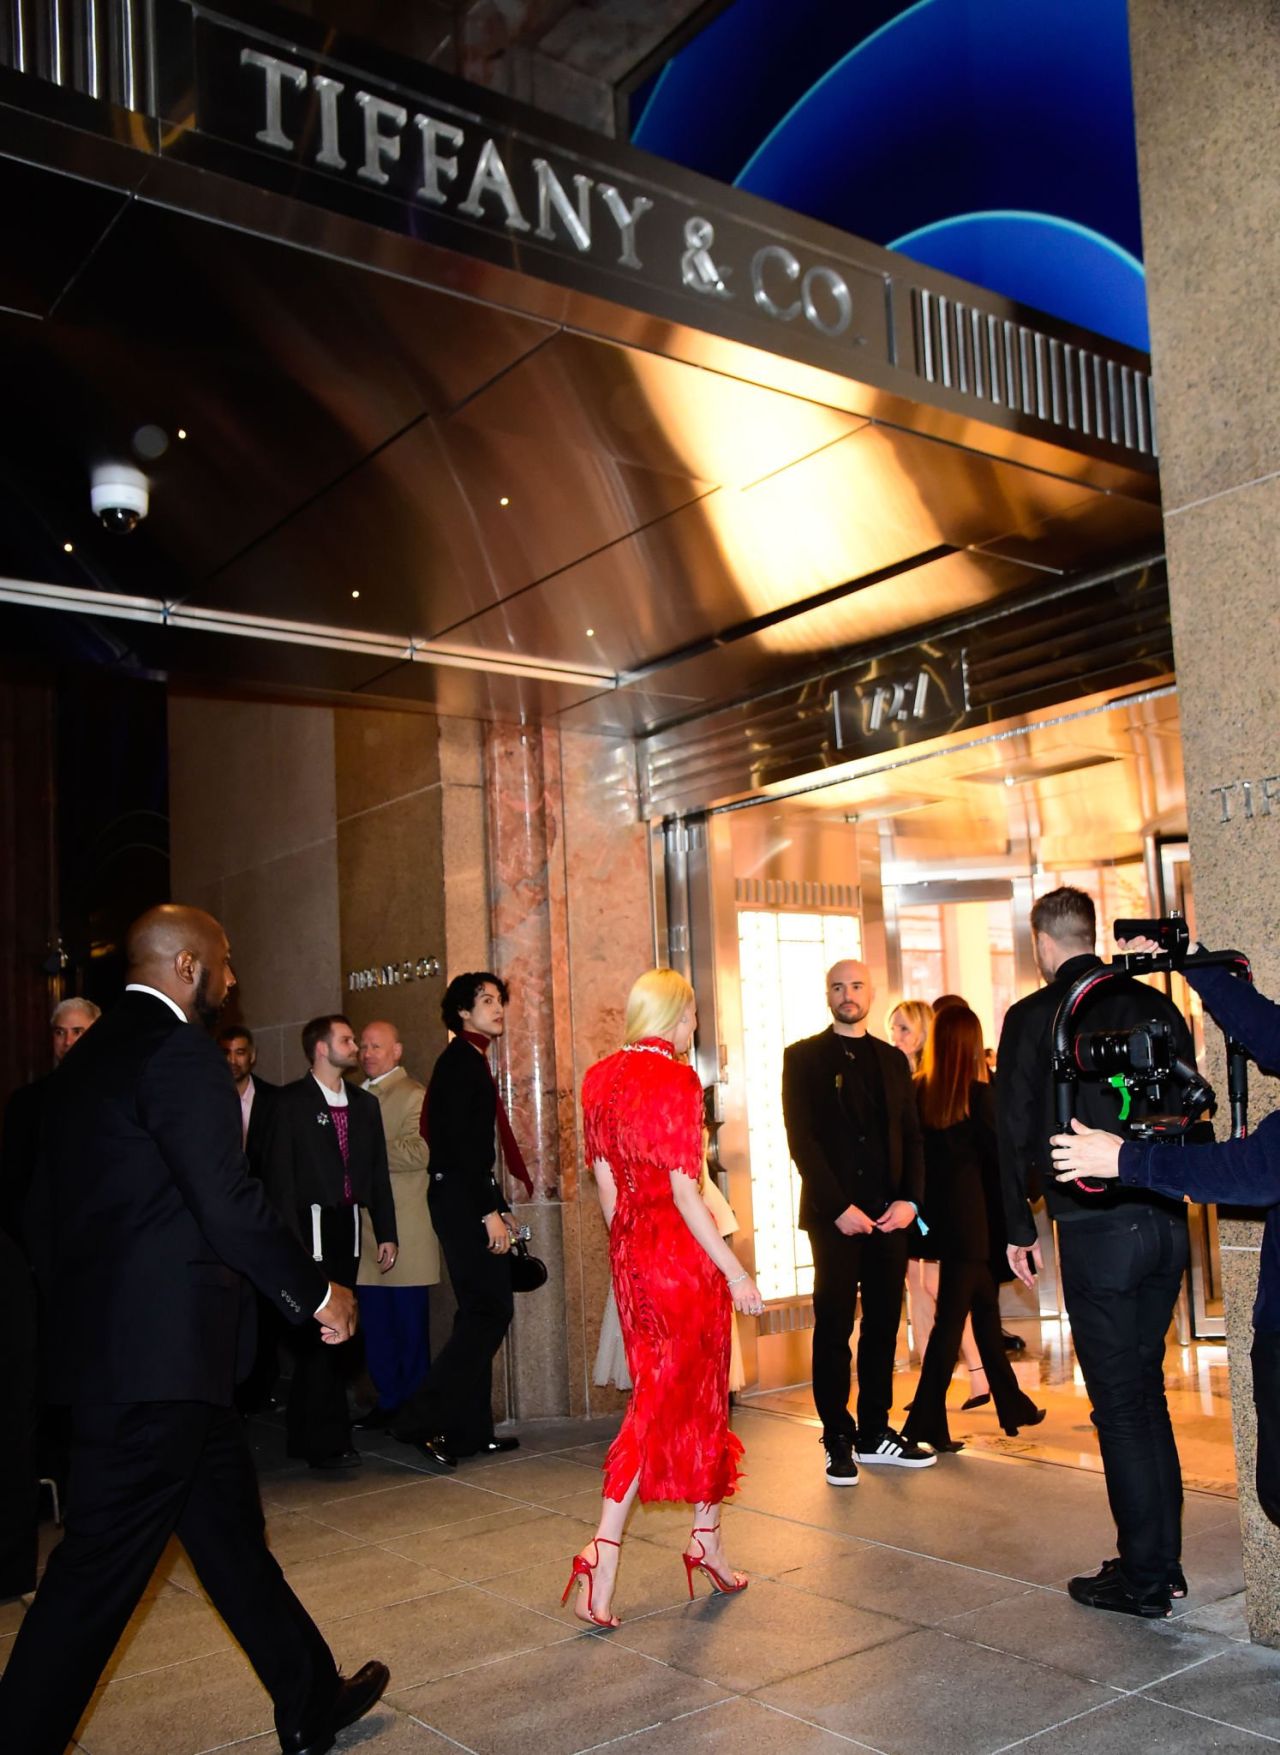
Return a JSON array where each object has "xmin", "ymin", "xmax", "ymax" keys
[{"xmin": 357, "ymin": 1065, "xmax": 441, "ymax": 1287}]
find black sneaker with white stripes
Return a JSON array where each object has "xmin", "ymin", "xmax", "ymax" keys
[
  {"xmin": 822, "ymin": 1435, "xmax": 859, "ymax": 1486},
  {"xmin": 854, "ymin": 1427, "xmax": 938, "ymax": 1468}
]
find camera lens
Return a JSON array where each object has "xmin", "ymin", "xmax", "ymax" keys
[{"xmin": 1074, "ymin": 1031, "xmax": 1132, "ymax": 1074}]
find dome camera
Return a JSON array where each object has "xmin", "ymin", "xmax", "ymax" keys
[{"xmin": 90, "ymin": 463, "xmax": 150, "ymax": 534}]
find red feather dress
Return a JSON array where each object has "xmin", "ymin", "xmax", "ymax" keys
[{"xmin": 582, "ymin": 1038, "xmax": 744, "ymax": 1504}]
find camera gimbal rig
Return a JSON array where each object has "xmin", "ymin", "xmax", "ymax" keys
[{"xmin": 1051, "ymin": 915, "xmax": 1253, "ymax": 1191}]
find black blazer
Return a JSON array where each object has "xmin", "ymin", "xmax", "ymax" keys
[
  {"xmin": 996, "ymin": 952, "xmax": 1194, "ymax": 1245},
  {"xmin": 264, "ymin": 1075, "xmax": 396, "ymax": 1248},
  {"xmin": 30, "ymin": 991, "xmax": 328, "ymax": 1407},
  {"xmin": 782, "ymin": 1027, "xmax": 924, "ymax": 1231},
  {"xmin": 1, "ymin": 1073, "xmax": 49, "ymax": 1251},
  {"xmin": 919, "ymin": 1082, "xmax": 1008, "ymax": 1272},
  {"xmin": 422, "ymin": 1035, "xmax": 510, "ymax": 1231},
  {"xmin": 244, "ymin": 1075, "xmax": 279, "ymax": 1178}
]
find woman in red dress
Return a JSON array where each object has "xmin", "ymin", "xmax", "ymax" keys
[{"xmin": 563, "ymin": 969, "xmax": 763, "ymax": 1628}]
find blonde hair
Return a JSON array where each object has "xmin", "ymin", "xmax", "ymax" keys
[
  {"xmin": 624, "ymin": 968, "xmax": 695, "ymax": 1044},
  {"xmin": 886, "ymin": 999, "xmax": 932, "ymax": 1071}
]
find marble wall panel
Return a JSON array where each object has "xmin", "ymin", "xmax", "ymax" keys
[
  {"xmin": 222, "ymin": 840, "xmax": 343, "ymax": 1070},
  {"xmin": 506, "ymin": 1200, "xmax": 570, "ymax": 1420},
  {"xmin": 440, "ymin": 719, "xmax": 491, "ymax": 979},
  {"xmin": 333, "ymin": 706, "xmax": 440, "ymax": 822}
]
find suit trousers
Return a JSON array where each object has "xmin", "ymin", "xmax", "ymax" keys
[
  {"xmin": 285, "ymin": 1209, "xmax": 359, "ymax": 1463},
  {"xmin": 808, "ymin": 1223, "xmax": 911, "ymax": 1443},
  {"xmin": 1250, "ymin": 1329, "xmax": 1280, "ymax": 1528},
  {"xmin": 903, "ymin": 1258, "xmax": 1037, "ymax": 1448},
  {"xmin": 0, "ymin": 1401, "xmax": 336, "ymax": 1755},
  {"xmin": 395, "ymin": 1218, "xmax": 513, "ymax": 1453},
  {"xmin": 1058, "ymin": 1204, "xmax": 1188, "ymax": 1590},
  {"xmin": 357, "ymin": 1285, "xmax": 431, "ymax": 1411}
]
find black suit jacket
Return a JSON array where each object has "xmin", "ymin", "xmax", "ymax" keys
[
  {"xmin": 244, "ymin": 1074, "xmax": 279, "ymax": 1178},
  {"xmin": 782, "ymin": 1027, "xmax": 924, "ymax": 1231},
  {"xmin": 996, "ymin": 952, "xmax": 1194, "ymax": 1246},
  {"xmin": 920, "ymin": 1082, "xmax": 1008, "ymax": 1271},
  {"xmin": 422, "ymin": 1035, "xmax": 510, "ymax": 1231},
  {"xmin": 264, "ymin": 1076, "xmax": 396, "ymax": 1248},
  {"xmin": 1, "ymin": 1073, "xmax": 50, "ymax": 1251},
  {"xmin": 31, "ymin": 991, "xmax": 329, "ymax": 1407}
]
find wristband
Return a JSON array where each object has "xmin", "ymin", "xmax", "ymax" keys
[{"xmin": 726, "ymin": 1271, "xmax": 748, "ymax": 1287}]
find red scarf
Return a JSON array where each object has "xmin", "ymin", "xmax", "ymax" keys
[{"xmin": 460, "ymin": 1030, "xmax": 534, "ymax": 1198}]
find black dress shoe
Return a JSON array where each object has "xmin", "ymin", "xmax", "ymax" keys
[
  {"xmin": 1069, "ymin": 1564, "xmax": 1171, "ymax": 1618},
  {"xmin": 307, "ymin": 1449, "xmax": 362, "ymax": 1471},
  {"xmin": 478, "ymin": 1436, "xmax": 520, "ymax": 1455},
  {"xmin": 1001, "ymin": 1405, "xmax": 1047, "ymax": 1437},
  {"xmin": 1001, "ymin": 1331, "xmax": 1027, "ymax": 1351},
  {"xmin": 411, "ymin": 1434, "xmax": 457, "ymax": 1470},
  {"xmin": 280, "ymin": 1659, "xmax": 391, "ymax": 1755}
]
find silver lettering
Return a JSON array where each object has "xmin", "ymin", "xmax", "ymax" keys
[
  {"xmin": 458, "ymin": 137, "xmax": 531, "ymax": 232},
  {"xmin": 240, "ymin": 48, "xmax": 307, "ymax": 151},
  {"xmin": 1209, "ymin": 783, "xmax": 1236, "ymax": 824},
  {"xmin": 599, "ymin": 184, "xmax": 653, "ymax": 269},
  {"xmin": 1263, "ymin": 776, "xmax": 1280, "ymax": 815},
  {"xmin": 355, "ymin": 91, "xmax": 408, "ymax": 186},
  {"xmin": 533, "ymin": 159, "xmax": 593, "ymax": 251},
  {"xmin": 414, "ymin": 114, "xmax": 464, "ymax": 205},
  {"xmin": 751, "ymin": 244, "xmax": 801, "ymax": 320},
  {"xmin": 680, "ymin": 215, "xmax": 731, "ymax": 295},
  {"xmin": 801, "ymin": 264, "xmax": 853, "ymax": 338},
  {"xmin": 1243, "ymin": 779, "xmax": 1256, "ymax": 820},
  {"xmin": 312, "ymin": 74, "xmax": 345, "ymax": 169}
]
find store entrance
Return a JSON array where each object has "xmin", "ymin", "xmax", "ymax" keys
[{"xmin": 688, "ymin": 684, "xmax": 1225, "ymax": 1398}]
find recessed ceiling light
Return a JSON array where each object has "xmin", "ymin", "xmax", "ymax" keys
[
  {"xmin": 499, "ymin": 496, "xmax": 510, "ymax": 506},
  {"xmin": 585, "ymin": 627, "xmax": 595, "ymax": 637},
  {"xmin": 63, "ymin": 541, "xmax": 73, "ymax": 553},
  {"xmin": 177, "ymin": 428, "xmax": 188, "ymax": 440},
  {"xmin": 351, "ymin": 589, "xmax": 360, "ymax": 599}
]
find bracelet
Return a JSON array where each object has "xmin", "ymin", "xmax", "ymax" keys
[{"xmin": 726, "ymin": 1271, "xmax": 748, "ymax": 1287}]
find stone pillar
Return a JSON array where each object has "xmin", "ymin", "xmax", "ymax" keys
[{"xmin": 1127, "ymin": 0, "xmax": 1280, "ymax": 1642}]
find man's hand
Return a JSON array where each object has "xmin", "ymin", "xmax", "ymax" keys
[
  {"xmin": 1050, "ymin": 1116, "xmax": 1124, "ymax": 1184},
  {"xmin": 1117, "ymin": 934, "xmax": 1201, "ymax": 956},
  {"xmin": 834, "ymin": 1203, "xmax": 874, "ymax": 1236},
  {"xmin": 1007, "ymin": 1241, "xmax": 1043, "ymax": 1290},
  {"xmin": 377, "ymin": 1241, "xmax": 398, "ymax": 1274},
  {"xmin": 874, "ymin": 1200, "xmax": 917, "ymax": 1233},
  {"xmin": 484, "ymin": 1211, "xmax": 512, "ymax": 1253},
  {"xmin": 316, "ymin": 1283, "xmax": 357, "ymax": 1345}
]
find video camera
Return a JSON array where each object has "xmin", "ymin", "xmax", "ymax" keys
[{"xmin": 1051, "ymin": 915, "xmax": 1253, "ymax": 1189}]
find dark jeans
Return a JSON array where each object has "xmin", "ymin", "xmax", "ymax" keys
[
  {"xmin": 285, "ymin": 1210, "xmax": 359, "ymax": 1463},
  {"xmin": 1058, "ymin": 1204, "xmax": 1188, "ymax": 1590},
  {"xmin": 0, "ymin": 1402, "xmax": 336, "ymax": 1755},
  {"xmin": 395, "ymin": 1220, "xmax": 513, "ymax": 1453},
  {"xmin": 903, "ymin": 1257, "xmax": 1038, "ymax": 1448},
  {"xmin": 808, "ymin": 1223, "xmax": 910, "ymax": 1443},
  {"xmin": 358, "ymin": 1284, "xmax": 431, "ymax": 1411},
  {"xmin": 1250, "ymin": 1328, "xmax": 1280, "ymax": 1527}
]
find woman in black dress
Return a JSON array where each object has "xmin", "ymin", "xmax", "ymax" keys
[{"xmin": 902, "ymin": 1005, "xmax": 1045, "ymax": 1452}]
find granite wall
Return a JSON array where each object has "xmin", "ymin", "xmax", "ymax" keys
[{"xmin": 1128, "ymin": 0, "xmax": 1280, "ymax": 1642}]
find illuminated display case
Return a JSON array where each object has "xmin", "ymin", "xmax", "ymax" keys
[{"xmin": 737, "ymin": 909, "xmax": 862, "ymax": 1302}]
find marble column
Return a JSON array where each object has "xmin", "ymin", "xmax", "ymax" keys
[{"xmin": 1128, "ymin": 0, "xmax": 1280, "ymax": 1642}]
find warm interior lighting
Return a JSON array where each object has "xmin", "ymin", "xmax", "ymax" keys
[
  {"xmin": 177, "ymin": 428, "xmax": 188, "ymax": 440},
  {"xmin": 499, "ymin": 495, "xmax": 510, "ymax": 506},
  {"xmin": 738, "ymin": 908, "xmax": 862, "ymax": 1301},
  {"xmin": 351, "ymin": 589, "xmax": 360, "ymax": 599},
  {"xmin": 585, "ymin": 627, "xmax": 595, "ymax": 636},
  {"xmin": 63, "ymin": 542, "xmax": 73, "ymax": 553}
]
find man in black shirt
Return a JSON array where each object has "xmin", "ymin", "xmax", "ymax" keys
[
  {"xmin": 783, "ymin": 960, "xmax": 932, "ymax": 1485},
  {"xmin": 997, "ymin": 887, "xmax": 1195, "ymax": 1619}
]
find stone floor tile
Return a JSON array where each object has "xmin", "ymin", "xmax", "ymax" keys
[
  {"xmin": 1171, "ymin": 1515, "xmax": 1249, "ymax": 1612},
  {"xmin": 74, "ymin": 1646, "xmax": 272, "ymax": 1755},
  {"xmin": 333, "ymin": 1583, "xmax": 572, "ymax": 1694},
  {"xmin": 0, "ymin": 1628, "xmax": 14, "ymax": 1674},
  {"xmin": 462, "ymin": 1454, "xmax": 605, "ymax": 1507},
  {"xmin": 1178, "ymin": 1591, "xmax": 1251, "ymax": 1642},
  {"xmin": 222, "ymin": 1705, "xmax": 461, "ymax": 1753},
  {"xmin": 754, "ymin": 1626, "xmax": 1116, "ymax": 1755},
  {"xmin": 0, "ymin": 1596, "xmax": 30, "ymax": 1635},
  {"xmin": 487, "ymin": 1530, "xmax": 698, "ymax": 1624},
  {"xmin": 262, "ymin": 1511, "xmax": 366, "ymax": 1569},
  {"xmin": 1144, "ymin": 1643, "xmax": 1280, "ymax": 1738},
  {"xmin": 305, "ymin": 1478, "xmax": 513, "ymax": 1542},
  {"xmin": 393, "ymin": 1508, "xmax": 595, "ymax": 1584},
  {"xmin": 98, "ymin": 1589, "xmax": 236, "ymax": 1683},
  {"xmin": 1011, "ymin": 1692, "xmax": 1279, "ymax": 1751},
  {"xmin": 621, "ymin": 1504, "xmax": 867, "ymax": 1578},
  {"xmin": 782, "ymin": 1542, "xmax": 1031, "ymax": 1627},
  {"xmin": 257, "ymin": 1456, "xmax": 428, "ymax": 1513},
  {"xmin": 284, "ymin": 1545, "xmax": 455, "ymax": 1624},
  {"xmin": 608, "ymin": 1575, "xmax": 913, "ymax": 1693},
  {"xmin": 395, "ymin": 1623, "xmax": 727, "ymax": 1755},
  {"xmin": 579, "ymin": 1695, "xmax": 877, "ymax": 1754},
  {"xmin": 380, "ymin": 1505, "xmax": 542, "ymax": 1567},
  {"xmin": 940, "ymin": 1584, "xmax": 1231, "ymax": 1689}
]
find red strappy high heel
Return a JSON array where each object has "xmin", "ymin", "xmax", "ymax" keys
[
  {"xmin": 682, "ymin": 1526, "xmax": 749, "ymax": 1598},
  {"xmin": 561, "ymin": 1536, "xmax": 621, "ymax": 1627}
]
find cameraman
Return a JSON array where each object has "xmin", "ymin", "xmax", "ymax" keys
[
  {"xmin": 996, "ymin": 887, "xmax": 1195, "ymax": 1620},
  {"xmin": 1053, "ymin": 936, "xmax": 1280, "ymax": 1529}
]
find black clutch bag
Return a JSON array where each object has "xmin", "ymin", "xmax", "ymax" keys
[{"xmin": 510, "ymin": 1228, "xmax": 548, "ymax": 1293}]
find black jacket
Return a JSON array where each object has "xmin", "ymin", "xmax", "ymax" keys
[
  {"xmin": 422, "ymin": 1035, "xmax": 511, "ymax": 1230},
  {"xmin": 1, "ymin": 1073, "xmax": 49, "ymax": 1251},
  {"xmin": 782, "ymin": 1027, "xmax": 924, "ymax": 1230},
  {"xmin": 996, "ymin": 952, "xmax": 1193, "ymax": 1246},
  {"xmin": 243, "ymin": 1074, "xmax": 279, "ymax": 1178},
  {"xmin": 30, "ymin": 991, "xmax": 328, "ymax": 1406},
  {"xmin": 919, "ymin": 1082, "xmax": 1008, "ymax": 1274},
  {"xmin": 264, "ymin": 1075, "xmax": 396, "ymax": 1249}
]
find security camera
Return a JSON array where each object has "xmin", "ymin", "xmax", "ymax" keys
[{"xmin": 90, "ymin": 464, "xmax": 149, "ymax": 534}]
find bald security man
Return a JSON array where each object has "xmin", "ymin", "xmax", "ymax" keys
[
  {"xmin": 782, "ymin": 960, "xmax": 932, "ymax": 1485},
  {"xmin": 0, "ymin": 906, "xmax": 388, "ymax": 1755},
  {"xmin": 354, "ymin": 1021, "xmax": 440, "ymax": 1430}
]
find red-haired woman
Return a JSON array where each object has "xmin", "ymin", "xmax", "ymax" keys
[{"xmin": 902, "ymin": 1005, "xmax": 1045, "ymax": 1453}]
